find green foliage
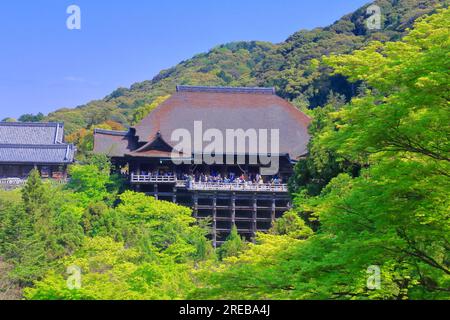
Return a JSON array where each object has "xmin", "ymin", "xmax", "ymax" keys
[
  {"xmin": 0, "ymin": 171, "xmax": 84, "ymax": 286},
  {"xmin": 66, "ymin": 164, "xmax": 117, "ymax": 206},
  {"xmin": 270, "ymin": 211, "xmax": 314, "ymax": 240},
  {"xmin": 191, "ymin": 234, "xmax": 302, "ymax": 300},
  {"xmin": 217, "ymin": 226, "xmax": 246, "ymax": 261},
  {"xmin": 18, "ymin": 112, "xmax": 44, "ymax": 123},
  {"xmin": 113, "ymin": 191, "xmax": 209, "ymax": 262},
  {"xmin": 24, "ymin": 191, "xmax": 212, "ymax": 299},
  {"xmin": 67, "ymin": 165, "xmax": 110, "ymax": 203},
  {"xmin": 289, "ymin": 94, "xmax": 361, "ymax": 197},
  {"xmin": 22, "ymin": 170, "xmax": 48, "ymax": 214},
  {"xmin": 1, "ymin": 117, "xmax": 17, "ymax": 122},
  {"xmin": 1, "ymin": 166, "xmax": 212, "ymax": 299},
  {"xmin": 24, "ymin": 237, "xmax": 196, "ymax": 300}
]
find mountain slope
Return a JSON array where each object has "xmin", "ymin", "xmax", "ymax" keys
[{"xmin": 44, "ymin": 0, "xmax": 446, "ymax": 134}]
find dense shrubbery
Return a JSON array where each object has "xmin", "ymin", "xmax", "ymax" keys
[{"xmin": 0, "ymin": 161, "xmax": 216, "ymax": 300}]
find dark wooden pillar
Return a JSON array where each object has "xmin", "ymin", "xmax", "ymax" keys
[
  {"xmin": 252, "ymin": 193, "xmax": 257, "ymax": 242},
  {"xmin": 271, "ymin": 194, "xmax": 276, "ymax": 225},
  {"xmin": 212, "ymin": 194, "xmax": 217, "ymax": 248},
  {"xmin": 172, "ymin": 186, "xmax": 177, "ymax": 203},
  {"xmin": 154, "ymin": 184, "xmax": 158, "ymax": 200},
  {"xmin": 287, "ymin": 200, "xmax": 293, "ymax": 210},
  {"xmin": 137, "ymin": 162, "xmax": 141, "ymax": 175},
  {"xmin": 193, "ymin": 192, "xmax": 199, "ymax": 219},
  {"xmin": 231, "ymin": 193, "xmax": 236, "ymax": 226}
]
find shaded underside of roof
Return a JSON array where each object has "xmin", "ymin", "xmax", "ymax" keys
[
  {"xmin": 93, "ymin": 129, "xmax": 138, "ymax": 158},
  {"xmin": 0, "ymin": 144, "xmax": 75, "ymax": 164},
  {"xmin": 134, "ymin": 88, "xmax": 311, "ymax": 159},
  {"xmin": 0, "ymin": 122, "xmax": 65, "ymax": 145}
]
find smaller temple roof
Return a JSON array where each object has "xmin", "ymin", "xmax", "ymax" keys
[
  {"xmin": 0, "ymin": 144, "xmax": 75, "ymax": 164},
  {"xmin": 93, "ymin": 129, "xmax": 138, "ymax": 158},
  {"xmin": 0, "ymin": 122, "xmax": 65, "ymax": 145},
  {"xmin": 125, "ymin": 133, "xmax": 188, "ymax": 159}
]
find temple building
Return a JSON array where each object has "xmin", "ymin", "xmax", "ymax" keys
[
  {"xmin": 94, "ymin": 86, "xmax": 311, "ymax": 245},
  {"xmin": 0, "ymin": 122, "xmax": 75, "ymax": 187}
]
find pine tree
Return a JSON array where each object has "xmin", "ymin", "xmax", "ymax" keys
[{"xmin": 217, "ymin": 226, "xmax": 246, "ymax": 260}]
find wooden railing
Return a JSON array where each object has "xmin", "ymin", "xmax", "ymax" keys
[
  {"xmin": 130, "ymin": 174, "xmax": 177, "ymax": 183},
  {"xmin": 0, "ymin": 178, "xmax": 27, "ymax": 186},
  {"xmin": 0, "ymin": 178, "xmax": 68, "ymax": 188}
]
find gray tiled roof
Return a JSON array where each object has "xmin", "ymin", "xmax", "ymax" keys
[
  {"xmin": 0, "ymin": 122, "xmax": 64, "ymax": 145},
  {"xmin": 0, "ymin": 122, "xmax": 75, "ymax": 164},
  {"xmin": 0, "ymin": 144, "xmax": 75, "ymax": 164}
]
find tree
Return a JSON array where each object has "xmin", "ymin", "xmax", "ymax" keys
[
  {"xmin": 24, "ymin": 192, "xmax": 213, "ymax": 300},
  {"xmin": 301, "ymin": 10, "xmax": 449, "ymax": 299},
  {"xmin": 191, "ymin": 233, "xmax": 301, "ymax": 300},
  {"xmin": 270, "ymin": 211, "xmax": 313, "ymax": 240},
  {"xmin": 217, "ymin": 226, "xmax": 246, "ymax": 261},
  {"xmin": 66, "ymin": 164, "xmax": 113, "ymax": 206},
  {"xmin": 24, "ymin": 237, "xmax": 196, "ymax": 300},
  {"xmin": 18, "ymin": 113, "xmax": 44, "ymax": 123},
  {"xmin": 1, "ymin": 117, "xmax": 17, "ymax": 122},
  {"xmin": 113, "ymin": 191, "xmax": 209, "ymax": 262},
  {"xmin": 288, "ymin": 98, "xmax": 361, "ymax": 197},
  {"xmin": 22, "ymin": 170, "xmax": 47, "ymax": 213},
  {"xmin": 0, "ymin": 171, "xmax": 84, "ymax": 286}
]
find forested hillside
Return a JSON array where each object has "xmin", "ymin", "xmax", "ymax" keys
[{"xmin": 17, "ymin": 0, "xmax": 444, "ymax": 135}]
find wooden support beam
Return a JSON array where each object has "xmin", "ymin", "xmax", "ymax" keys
[
  {"xmin": 172, "ymin": 187, "xmax": 177, "ymax": 203},
  {"xmin": 252, "ymin": 193, "xmax": 257, "ymax": 240},
  {"xmin": 231, "ymin": 192, "xmax": 236, "ymax": 226},
  {"xmin": 271, "ymin": 195, "xmax": 276, "ymax": 224},
  {"xmin": 287, "ymin": 200, "xmax": 293, "ymax": 210},
  {"xmin": 193, "ymin": 192, "xmax": 199, "ymax": 219},
  {"xmin": 213, "ymin": 194, "xmax": 217, "ymax": 248}
]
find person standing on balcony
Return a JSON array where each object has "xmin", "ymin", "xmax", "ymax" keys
[{"xmin": 258, "ymin": 176, "xmax": 264, "ymax": 185}]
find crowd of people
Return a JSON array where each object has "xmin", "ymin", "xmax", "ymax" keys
[{"xmin": 182, "ymin": 172, "xmax": 284, "ymax": 185}]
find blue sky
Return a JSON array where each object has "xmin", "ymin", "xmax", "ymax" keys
[{"xmin": 0, "ymin": 0, "xmax": 369, "ymax": 119}]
